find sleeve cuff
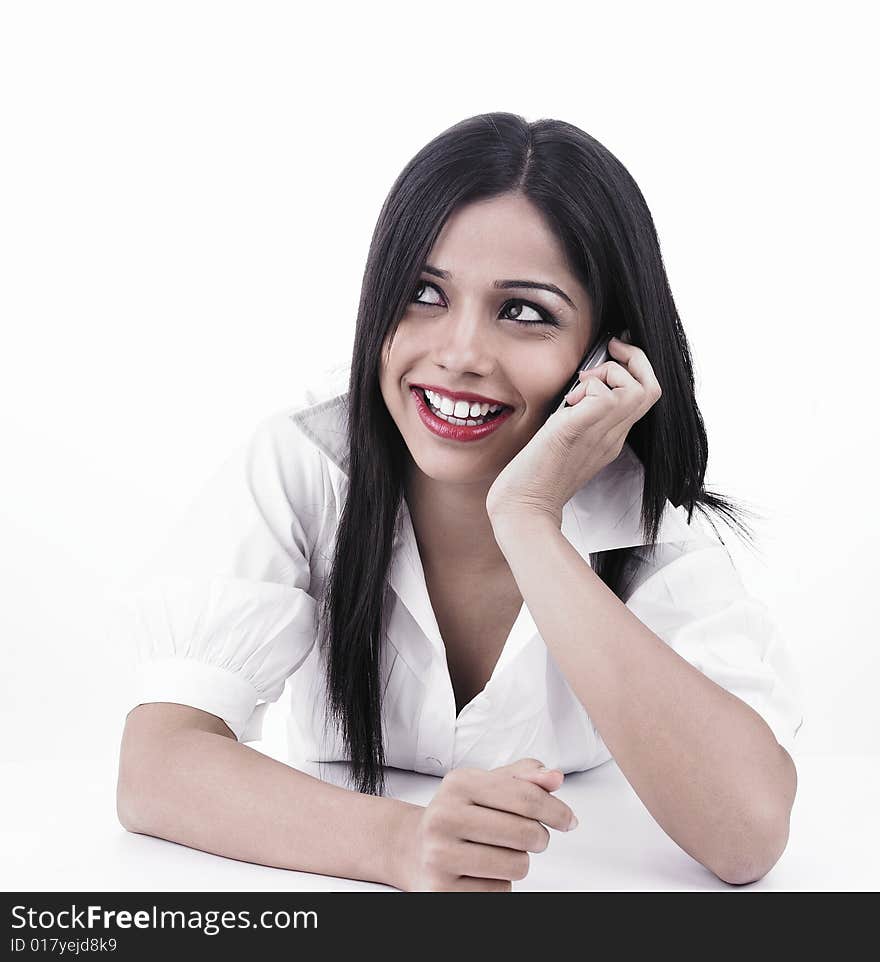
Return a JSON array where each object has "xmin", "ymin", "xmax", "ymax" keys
[{"xmin": 135, "ymin": 656, "xmax": 262, "ymax": 742}]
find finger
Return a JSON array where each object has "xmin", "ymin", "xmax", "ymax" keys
[
  {"xmin": 452, "ymin": 839, "xmax": 530, "ymax": 882},
  {"xmin": 493, "ymin": 757, "xmax": 564, "ymax": 792},
  {"xmin": 513, "ymin": 767, "xmax": 565, "ymax": 793},
  {"xmin": 564, "ymin": 371, "xmax": 612, "ymax": 407},
  {"xmin": 454, "ymin": 803, "xmax": 551, "ymax": 853},
  {"xmin": 607, "ymin": 336, "xmax": 662, "ymax": 399},
  {"xmin": 579, "ymin": 360, "xmax": 637, "ymax": 392},
  {"xmin": 563, "ymin": 380, "xmax": 588, "ymax": 405},
  {"xmin": 582, "ymin": 373, "xmax": 613, "ymax": 397},
  {"xmin": 454, "ymin": 876, "xmax": 512, "ymax": 893},
  {"xmin": 565, "ymin": 372, "xmax": 604, "ymax": 403},
  {"xmin": 456, "ymin": 771, "xmax": 578, "ymax": 832},
  {"xmin": 490, "ymin": 757, "xmax": 550, "ymax": 775}
]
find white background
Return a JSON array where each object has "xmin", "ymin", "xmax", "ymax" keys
[{"xmin": 1, "ymin": 0, "xmax": 876, "ymax": 790}]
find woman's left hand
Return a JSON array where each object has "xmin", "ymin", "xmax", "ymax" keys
[{"xmin": 485, "ymin": 334, "xmax": 663, "ymax": 530}]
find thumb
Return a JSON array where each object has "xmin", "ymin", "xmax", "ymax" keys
[{"xmin": 491, "ymin": 757, "xmax": 565, "ymax": 793}]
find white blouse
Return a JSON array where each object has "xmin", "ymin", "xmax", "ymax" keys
[{"xmin": 115, "ymin": 361, "xmax": 804, "ymax": 777}]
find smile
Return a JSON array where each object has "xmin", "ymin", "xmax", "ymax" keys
[{"xmin": 410, "ymin": 387, "xmax": 513, "ymax": 442}]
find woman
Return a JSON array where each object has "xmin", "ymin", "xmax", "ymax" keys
[{"xmin": 116, "ymin": 112, "xmax": 803, "ymax": 891}]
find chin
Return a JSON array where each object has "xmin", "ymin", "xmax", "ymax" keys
[{"xmin": 407, "ymin": 448, "xmax": 494, "ymax": 483}]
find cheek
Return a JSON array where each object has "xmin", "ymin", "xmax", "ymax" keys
[
  {"xmin": 523, "ymin": 357, "xmax": 570, "ymax": 400},
  {"xmin": 380, "ymin": 336, "xmax": 394, "ymax": 369},
  {"xmin": 513, "ymin": 356, "xmax": 577, "ymax": 422},
  {"xmin": 382, "ymin": 320, "xmax": 417, "ymax": 367}
]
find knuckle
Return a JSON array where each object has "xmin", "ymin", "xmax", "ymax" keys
[
  {"xmin": 511, "ymin": 852, "xmax": 531, "ymax": 881},
  {"xmin": 521, "ymin": 822, "xmax": 549, "ymax": 853},
  {"xmin": 516, "ymin": 781, "xmax": 541, "ymax": 815},
  {"xmin": 532, "ymin": 824, "xmax": 551, "ymax": 853},
  {"xmin": 518, "ymin": 824, "xmax": 536, "ymax": 851}
]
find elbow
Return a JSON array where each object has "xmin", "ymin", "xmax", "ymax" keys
[
  {"xmin": 116, "ymin": 786, "xmax": 143, "ymax": 834},
  {"xmin": 711, "ymin": 808, "xmax": 793, "ymax": 886},
  {"xmin": 116, "ymin": 772, "xmax": 145, "ymax": 834},
  {"xmin": 116, "ymin": 740, "xmax": 144, "ymax": 833},
  {"xmin": 116, "ymin": 703, "xmax": 189, "ymax": 835},
  {"xmin": 116, "ymin": 755, "xmax": 154, "ymax": 835},
  {"xmin": 116, "ymin": 719, "xmax": 163, "ymax": 834},
  {"xmin": 713, "ymin": 744, "xmax": 798, "ymax": 886},
  {"xmin": 117, "ymin": 747, "xmax": 177, "ymax": 837}
]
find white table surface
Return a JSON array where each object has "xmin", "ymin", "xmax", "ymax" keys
[{"xmin": 2, "ymin": 750, "xmax": 877, "ymax": 891}]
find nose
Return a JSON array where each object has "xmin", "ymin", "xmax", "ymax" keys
[{"xmin": 431, "ymin": 308, "xmax": 497, "ymax": 374}]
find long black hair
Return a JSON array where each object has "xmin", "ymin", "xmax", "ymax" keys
[{"xmin": 318, "ymin": 111, "xmax": 757, "ymax": 796}]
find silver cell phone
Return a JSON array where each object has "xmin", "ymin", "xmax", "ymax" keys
[{"xmin": 559, "ymin": 333, "xmax": 613, "ymax": 409}]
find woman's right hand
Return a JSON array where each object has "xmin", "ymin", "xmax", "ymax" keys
[{"xmin": 396, "ymin": 757, "xmax": 579, "ymax": 892}]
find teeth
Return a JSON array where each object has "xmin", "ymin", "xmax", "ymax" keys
[
  {"xmin": 420, "ymin": 388, "xmax": 505, "ymax": 426},
  {"xmin": 424, "ymin": 389, "xmax": 503, "ymax": 418},
  {"xmin": 435, "ymin": 411, "xmax": 491, "ymax": 426}
]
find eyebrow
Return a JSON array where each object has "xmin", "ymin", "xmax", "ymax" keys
[{"xmin": 423, "ymin": 264, "xmax": 576, "ymax": 310}]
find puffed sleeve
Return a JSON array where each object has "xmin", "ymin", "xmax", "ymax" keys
[
  {"xmin": 113, "ymin": 410, "xmax": 323, "ymax": 743},
  {"xmin": 614, "ymin": 535, "xmax": 805, "ymax": 758}
]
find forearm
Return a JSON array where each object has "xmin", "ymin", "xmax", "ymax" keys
[
  {"xmin": 491, "ymin": 513, "xmax": 796, "ymax": 884},
  {"xmin": 118, "ymin": 722, "xmax": 423, "ymax": 890}
]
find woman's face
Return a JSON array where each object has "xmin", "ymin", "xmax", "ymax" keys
[{"xmin": 379, "ymin": 192, "xmax": 594, "ymax": 487}]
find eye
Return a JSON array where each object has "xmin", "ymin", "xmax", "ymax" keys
[
  {"xmin": 410, "ymin": 280, "xmax": 559, "ymax": 327},
  {"xmin": 500, "ymin": 300, "xmax": 557, "ymax": 326},
  {"xmin": 411, "ymin": 280, "xmax": 444, "ymax": 307}
]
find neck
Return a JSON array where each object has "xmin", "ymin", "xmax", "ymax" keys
[{"xmin": 403, "ymin": 462, "xmax": 510, "ymax": 576}]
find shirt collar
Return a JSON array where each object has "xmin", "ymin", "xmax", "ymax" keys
[{"xmin": 289, "ymin": 364, "xmax": 703, "ymax": 557}]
